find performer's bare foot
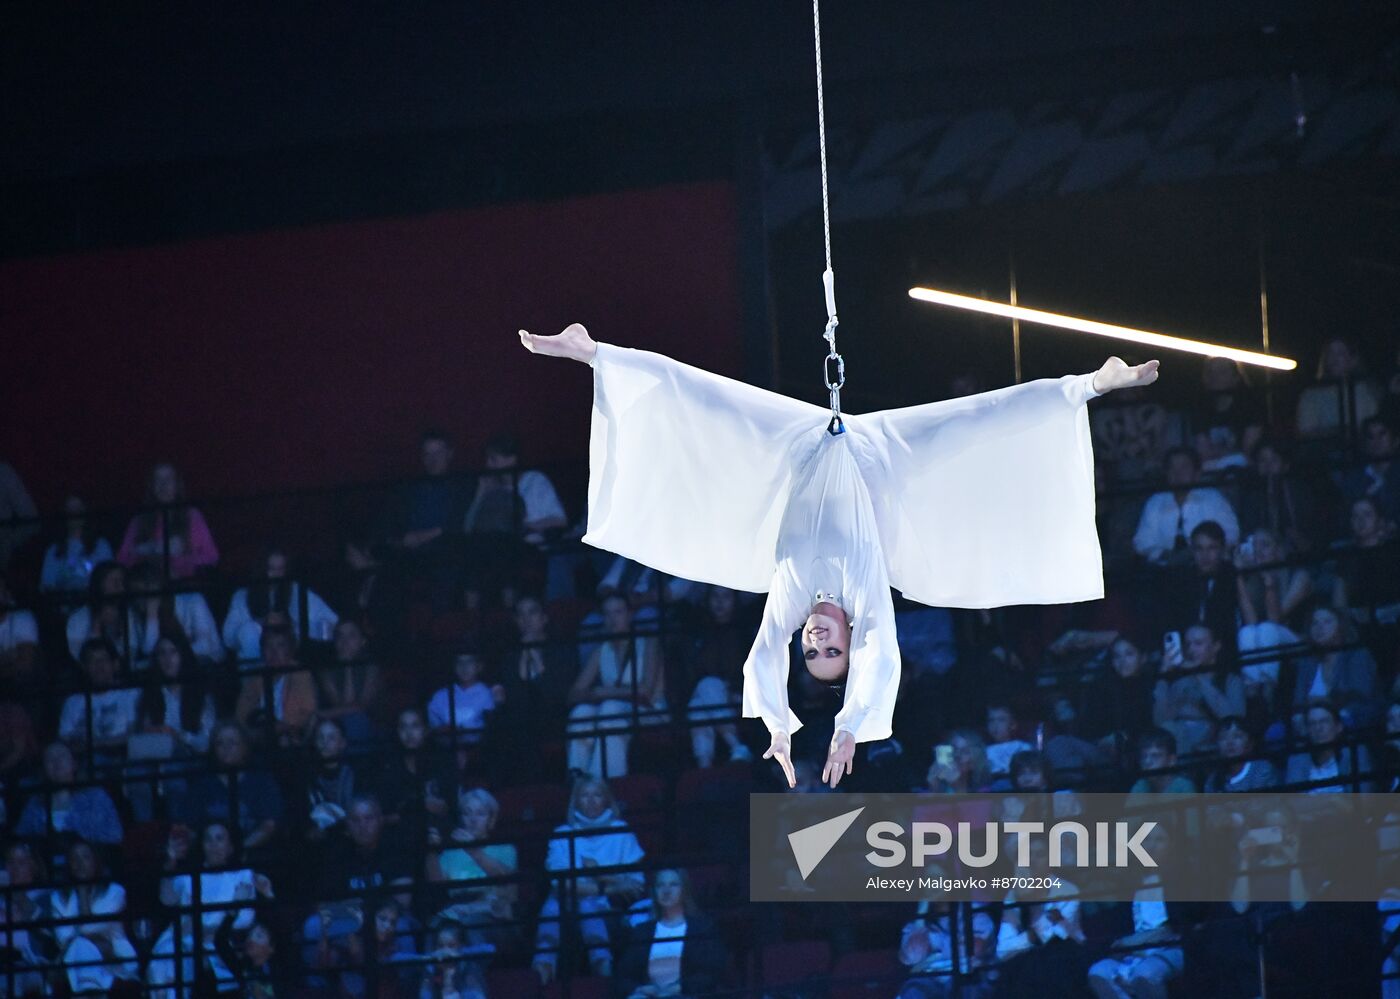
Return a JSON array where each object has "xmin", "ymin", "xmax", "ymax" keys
[
  {"xmin": 518, "ymin": 323, "xmax": 597, "ymax": 364},
  {"xmin": 1092, "ymin": 356, "xmax": 1159, "ymax": 394}
]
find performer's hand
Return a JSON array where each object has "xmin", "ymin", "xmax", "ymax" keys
[
  {"xmin": 823, "ymin": 729, "xmax": 856, "ymax": 789},
  {"xmin": 518, "ymin": 323, "xmax": 597, "ymax": 363},
  {"xmin": 1092, "ymin": 356, "xmax": 1159, "ymax": 394},
  {"xmin": 764, "ymin": 731, "xmax": 797, "ymax": 788}
]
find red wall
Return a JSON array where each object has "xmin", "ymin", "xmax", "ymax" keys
[{"xmin": 2, "ymin": 183, "xmax": 744, "ymax": 521}]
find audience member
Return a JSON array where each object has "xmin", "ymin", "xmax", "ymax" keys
[
  {"xmin": 926, "ymin": 729, "xmax": 998, "ymax": 793},
  {"xmin": 135, "ymin": 633, "xmax": 216, "ymax": 757},
  {"xmin": 464, "ymin": 431, "xmax": 568, "ymax": 542},
  {"xmin": 300, "ymin": 718, "xmax": 362, "ymax": 840},
  {"xmin": 1336, "ymin": 415, "xmax": 1400, "ymax": 522},
  {"xmin": 1295, "ymin": 336, "xmax": 1383, "ymax": 444},
  {"xmin": 1086, "ymin": 826, "xmax": 1184, "ymax": 999},
  {"xmin": 150, "ymin": 820, "xmax": 273, "ymax": 997},
  {"xmin": 1285, "ymin": 700, "xmax": 1374, "ymax": 792},
  {"xmin": 125, "ymin": 561, "xmax": 223, "ymax": 666},
  {"xmin": 49, "ymin": 838, "xmax": 139, "ymax": 993},
  {"xmin": 16, "ymin": 741, "xmax": 122, "ymax": 845},
  {"xmin": 1234, "ymin": 527, "xmax": 1313, "ymax": 627},
  {"xmin": 0, "ymin": 841, "xmax": 51, "ymax": 995},
  {"xmin": 58, "ymin": 638, "xmax": 141, "ymax": 761},
  {"xmin": 1081, "ymin": 636, "xmax": 1156, "ymax": 754},
  {"xmin": 427, "ymin": 650, "xmax": 503, "ymax": 746},
  {"xmin": 64, "ymin": 561, "xmax": 134, "ymax": 664},
  {"xmin": 1158, "ymin": 520, "xmax": 1238, "ymax": 652},
  {"xmin": 426, "ymin": 787, "xmax": 518, "ymax": 953},
  {"xmin": 39, "ymin": 495, "xmax": 114, "ymax": 602},
  {"xmin": 984, "ymin": 702, "xmax": 1033, "ymax": 776},
  {"xmin": 896, "ymin": 876, "xmax": 996, "ymax": 999},
  {"xmin": 568, "ymin": 593, "xmax": 667, "ymax": 779},
  {"xmin": 1332, "ymin": 498, "xmax": 1400, "ymax": 652},
  {"xmin": 117, "ymin": 462, "xmax": 220, "ymax": 579},
  {"xmin": 0, "ymin": 570, "xmax": 39, "ymax": 680},
  {"xmin": 614, "ymin": 868, "xmax": 727, "ymax": 999},
  {"xmin": 233, "ymin": 625, "xmax": 318, "ymax": 746},
  {"xmin": 315, "ymin": 618, "xmax": 381, "ymax": 745},
  {"xmin": 1190, "ymin": 357, "xmax": 1263, "ymax": 473},
  {"xmin": 1152, "ymin": 623, "xmax": 1244, "ymax": 756},
  {"xmin": 1236, "ymin": 437, "xmax": 1319, "ymax": 552},
  {"xmin": 534, "ymin": 776, "xmax": 647, "ymax": 983},
  {"xmin": 221, "ymin": 546, "xmax": 338, "ymax": 663},
  {"xmin": 174, "ymin": 721, "xmax": 284, "ymax": 854},
  {"xmin": 375, "ymin": 707, "xmax": 454, "ymax": 848},
  {"xmin": 1129, "ymin": 728, "xmax": 1196, "ymax": 794},
  {"xmin": 1290, "ymin": 604, "xmax": 1380, "ymax": 731},
  {"xmin": 1203, "ymin": 716, "xmax": 1279, "ymax": 793},
  {"xmin": 1132, "ymin": 447, "xmax": 1239, "ymax": 564},
  {"xmin": 992, "ymin": 837, "xmax": 1087, "ymax": 999},
  {"xmin": 684, "ymin": 586, "xmax": 754, "ymax": 767}
]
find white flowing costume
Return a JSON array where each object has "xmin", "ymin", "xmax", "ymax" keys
[{"xmin": 582, "ymin": 343, "xmax": 1104, "ymax": 745}]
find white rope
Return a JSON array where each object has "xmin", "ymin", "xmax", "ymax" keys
[
  {"xmin": 813, "ymin": 0, "xmax": 844, "ymax": 433},
  {"xmin": 813, "ymin": 0, "xmax": 833, "ymax": 277}
]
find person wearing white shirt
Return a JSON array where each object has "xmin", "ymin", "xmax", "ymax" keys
[
  {"xmin": 520, "ymin": 323, "xmax": 1157, "ymax": 792},
  {"xmin": 60, "ymin": 639, "xmax": 141, "ymax": 756},
  {"xmin": 125, "ymin": 563, "xmax": 222, "ymax": 665},
  {"xmin": 464, "ymin": 432, "xmax": 569, "ymax": 540},
  {"xmin": 1133, "ymin": 447, "xmax": 1240, "ymax": 563},
  {"xmin": 427, "ymin": 652, "xmax": 502, "ymax": 743},
  {"xmin": 221, "ymin": 548, "xmax": 337, "ymax": 663},
  {"xmin": 50, "ymin": 841, "xmax": 139, "ymax": 993}
]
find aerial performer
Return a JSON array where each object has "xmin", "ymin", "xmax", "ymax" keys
[{"xmin": 519, "ymin": 323, "xmax": 1159, "ymax": 789}]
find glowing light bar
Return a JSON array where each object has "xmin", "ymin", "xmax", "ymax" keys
[{"xmin": 908, "ymin": 286, "xmax": 1297, "ymax": 371}]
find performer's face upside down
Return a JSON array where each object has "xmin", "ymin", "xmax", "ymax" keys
[{"xmin": 801, "ymin": 601, "xmax": 851, "ymax": 684}]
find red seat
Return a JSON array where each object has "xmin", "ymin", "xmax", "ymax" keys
[
  {"xmin": 496, "ymin": 782, "xmax": 569, "ymax": 829},
  {"xmin": 759, "ymin": 939, "xmax": 832, "ymax": 988},
  {"xmin": 676, "ymin": 760, "xmax": 752, "ymax": 804},
  {"xmin": 543, "ymin": 975, "xmax": 610, "ymax": 999},
  {"xmin": 610, "ymin": 772, "xmax": 665, "ymax": 814},
  {"xmin": 488, "ymin": 966, "xmax": 542, "ymax": 998},
  {"xmin": 830, "ymin": 948, "xmax": 902, "ymax": 999}
]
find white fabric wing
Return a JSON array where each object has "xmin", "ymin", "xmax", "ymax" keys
[
  {"xmin": 846, "ymin": 374, "xmax": 1104, "ymax": 609},
  {"xmin": 583, "ymin": 343, "xmax": 826, "ymax": 593}
]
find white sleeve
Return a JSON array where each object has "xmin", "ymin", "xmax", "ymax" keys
[
  {"xmin": 834, "ymin": 553, "xmax": 901, "ymax": 745},
  {"xmin": 306, "ymin": 590, "xmax": 339, "ymax": 641},
  {"xmin": 847, "ymin": 374, "xmax": 1103, "ymax": 609},
  {"xmin": 584, "ymin": 342, "xmax": 824, "ymax": 593},
  {"xmin": 741, "ymin": 567, "xmax": 807, "ymax": 736},
  {"xmin": 66, "ymin": 610, "xmax": 88, "ymax": 662},
  {"xmin": 221, "ymin": 590, "xmax": 250, "ymax": 652},
  {"xmin": 1133, "ymin": 494, "xmax": 1172, "ymax": 560},
  {"xmin": 426, "ymin": 690, "xmax": 450, "ymax": 729},
  {"xmin": 1204, "ymin": 490, "xmax": 1240, "ymax": 547}
]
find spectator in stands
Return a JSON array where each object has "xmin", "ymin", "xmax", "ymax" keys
[
  {"xmin": 175, "ymin": 721, "xmax": 283, "ymax": 854},
  {"xmin": 1086, "ymin": 825, "xmax": 1184, "ymax": 999},
  {"xmin": 16, "ymin": 741, "xmax": 122, "ymax": 845},
  {"xmin": 614, "ymin": 868, "xmax": 727, "ymax": 999},
  {"xmin": 64, "ymin": 561, "xmax": 133, "ymax": 664},
  {"xmin": 534, "ymin": 776, "xmax": 647, "ymax": 983},
  {"xmin": 150, "ymin": 820, "xmax": 273, "ymax": 998},
  {"xmin": 125, "ymin": 561, "xmax": 223, "ymax": 666},
  {"xmin": 1203, "ymin": 716, "xmax": 1279, "ymax": 792},
  {"xmin": 1234, "ymin": 527, "xmax": 1313, "ymax": 628},
  {"xmin": 234, "ymin": 624, "xmax": 318, "ymax": 746},
  {"xmin": 0, "ymin": 460, "xmax": 36, "ymax": 572},
  {"xmin": 1132, "ymin": 447, "xmax": 1239, "ymax": 564},
  {"xmin": 58, "ymin": 638, "xmax": 141, "ymax": 761},
  {"xmin": 1082, "ymin": 636, "xmax": 1156, "ymax": 755},
  {"xmin": 39, "ymin": 495, "xmax": 114, "ymax": 604},
  {"xmin": 1290, "ymin": 604, "xmax": 1379, "ymax": 732},
  {"xmin": 1159, "ymin": 520, "xmax": 1238, "ymax": 653},
  {"xmin": 49, "ymin": 838, "xmax": 139, "ymax": 993},
  {"xmin": 0, "ymin": 570, "xmax": 38, "ymax": 680},
  {"xmin": 418, "ymin": 922, "xmax": 487, "ymax": 999},
  {"xmin": 926, "ymin": 729, "xmax": 997, "ymax": 793},
  {"xmin": 465, "ymin": 431, "xmax": 569, "ymax": 542},
  {"xmin": 1087, "ymin": 378, "xmax": 1182, "ymax": 484},
  {"xmin": 375, "ymin": 707, "xmax": 453, "ymax": 848},
  {"xmin": 492, "ymin": 595, "xmax": 572, "ymax": 769},
  {"xmin": 221, "ymin": 545, "xmax": 338, "ymax": 664},
  {"xmin": 0, "ymin": 842, "xmax": 50, "ymax": 996},
  {"xmin": 1332, "ymin": 498, "xmax": 1400, "ymax": 654},
  {"xmin": 341, "ymin": 897, "xmax": 418, "ymax": 998},
  {"xmin": 1336, "ymin": 415, "xmax": 1400, "ymax": 522},
  {"xmin": 426, "ymin": 787, "xmax": 518, "ymax": 953},
  {"xmin": 992, "ymin": 837, "xmax": 1087, "ymax": 998},
  {"xmin": 370, "ymin": 428, "xmax": 471, "ymax": 601},
  {"xmin": 316, "ymin": 617, "xmax": 380, "ymax": 746},
  {"xmin": 117, "ymin": 461, "xmax": 220, "ymax": 579},
  {"xmin": 1153, "ymin": 623, "xmax": 1244, "ymax": 756},
  {"xmin": 0, "ymin": 694, "xmax": 39, "ymax": 785},
  {"xmin": 213, "ymin": 919, "xmax": 283, "ymax": 999},
  {"xmin": 897, "ymin": 866, "xmax": 996, "ymax": 999},
  {"xmin": 301, "ymin": 718, "xmax": 362, "ymax": 841},
  {"xmin": 428, "ymin": 650, "xmax": 503, "ymax": 747},
  {"xmin": 305, "ymin": 795, "xmax": 414, "ymax": 983},
  {"xmin": 1295, "ymin": 336, "xmax": 1383, "ymax": 444},
  {"xmin": 136, "ymin": 633, "xmax": 216, "ymax": 756},
  {"xmin": 568, "ymin": 593, "xmax": 666, "ymax": 779},
  {"xmin": 685, "ymin": 586, "xmax": 754, "ymax": 768},
  {"xmin": 1285, "ymin": 700, "xmax": 1374, "ymax": 792},
  {"xmin": 1129, "ymin": 728, "xmax": 1195, "ymax": 794},
  {"xmin": 1190, "ymin": 357, "xmax": 1263, "ymax": 474},
  {"xmin": 984, "ymin": 703, "xmax": 1033, "ymax": 776},
  {"xmin": 1237, "ymin": 437, "xmax": 1319, "ymax": 553}
]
